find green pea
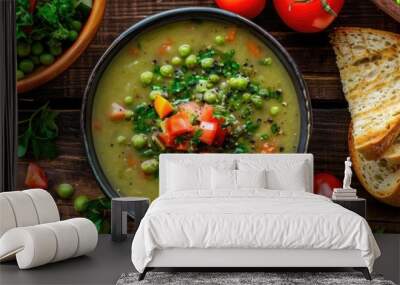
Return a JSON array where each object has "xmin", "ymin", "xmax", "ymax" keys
[
  {"xmin": 31, "ymin": 42, "xmax": 44, "ymax": 55},
  {"xmin": 171, "ymin": 56, "xmax": 182, "ymax": 66},
  {"xmin": 149, "ymin": 90, "xmax": 162, "ymax": 101},
  {"xmin": 141, "ymin": 159, "xmax": 159, "ymax": 174},
  {"xmin": 131, "ymin": 134, "xmax": 147, "ymax": 149},
  {"xmin": 242, "ymin": 92, "xmax": 252, "ymax": 102},
  {"xmin": 19, "ymin": 59, "xmax": 34, "ymax": 73},
  {"xmin": 116, "ymin": 135, "xmax": 127, "ymax": 144},
  {"xmin": 56, "ymin": 183, "xmax": 74, "ymax": 199},
  {"xmin": 209, "ymin": 74, "xmax": 220, "ymax": 83},
  {"xmin": 124, "ymin": 96, "xmax": 133, "ymax": 105},
  {"xmin": 16, "ymin": 70, "xmax": 24, "ymax": 80},
  {"xmin": 68, "ymin": 30, "xmax": 78, "ymax": 41},
  {"xmin": 236, "ymin": 77, "xmax": 249, "ymax": 90},
  {"xmin": 124, "ymin": 110, "xmax": 134, "ymax": 119},
  {"xmin": 261, "ymin": 57, "xmax": 272, "ymax": 66},
  {"xmin": 71, "ymin": 20, "xmax": 82, "ymax": 31},
  {"xmin": 251, "ymin": 95, "xmax": 263, "ymax": 109},
  {"xmin": 178, "ymin": 44, "xmax": 192, "ymax": 57},
  {"xmin": 214, "ymin": 35, "xmax": 225, "ymax": 45},
  {"xmin": 204, "ymin": 90, "xmax": 217, "ymax": 104},
  {"xmin": 40, "ymin": 53, "xmax": 55, "ymax": 65},
  {"xmin": 201, "ymin": 57, "xmax": 214, "ymax": 69},
  {"xmin": 17, "ymin": 42, "xmax": 31, "ymax": 57},
  {"xmin": 185, "ymin": 54, "xmax": 197, "ymax": 68},
  {"xmin": 49, "ymin": 45, "xmax": 62, "ymax": 56},
  {"xmin": 74, "ymin": 195, "xmax": 89, "ymax": 212},
  {"xmin": 140, "ymin": 71, "xmax": 153, "ymax": 85},
  {"xmin": 270, "ymin": 106, "xmax": 281, "ymax": 116},
  {"xmin": 160, "ymin": 64, "xmax": 173, "ymax": 77}
]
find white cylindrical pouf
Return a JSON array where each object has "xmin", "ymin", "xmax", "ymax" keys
[
  {"xmin": 0, "ymin": 196, "xmax": 16, "ymax": 237},
  {"xmin": 43, "ymin": 221, "xmax": 79, "ymax": 263},
  {"xmin": 0, "ymin": 192, "xmax": 39, "ymax": 227},
  {"xmin": 0, "ymin": 226, "xmax": 57, "ymax": 269},
  {"xmin": 66, "ymin": 218, "xmax": 98, "ymax": 257},
  {"xmin": 23, "ymin": 189, "xmax": 60, "ymax": 224}
]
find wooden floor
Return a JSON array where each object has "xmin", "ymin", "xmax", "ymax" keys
[
  {"xmin": 1, "ymin": 234, "xmax": 399, "ymax": 284},
  {"xmin": 17, "ymin": 0, "xmax": 400, "ymax": 232}
]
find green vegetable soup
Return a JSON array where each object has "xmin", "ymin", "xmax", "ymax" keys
[{"xmin": 92, "ymin": 20, "xmax": 300, "ymax": 200}]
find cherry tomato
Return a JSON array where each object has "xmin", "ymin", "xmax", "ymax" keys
[
  {"xmin": 28, "ymin": 0, "xmax": 37, "ymax": 13},
  {"xmin": 273, "ymin": 0, "xmax": 344, "ymax": 33},
  {"xmin": 314, "ymin": 172, "xmax": 341, "ymax": 198},
  {"xmin": 215, "ymin": 0, "xmax": 267, "ymax": 19},
  {"xmin": 25, "ymin": 163, "xmax": 48, "ymax": 189}
]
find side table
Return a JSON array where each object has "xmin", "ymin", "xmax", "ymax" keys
[
  {"xmin": 111, "ymin": 197, "xmax": 149, "ymax": 241},
  {"xmin": 332, "ymin": 198, "xmax": 366, "ymax": 218}
]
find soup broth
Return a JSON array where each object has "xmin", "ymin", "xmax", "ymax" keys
[{"xmin": 92, "ymin": 20, "xmax": 300, "ymax": 200}]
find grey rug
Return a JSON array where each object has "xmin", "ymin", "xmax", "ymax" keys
[{"xmin": 116, "ymin": 272, "xmax": 395, "ymax": 285}]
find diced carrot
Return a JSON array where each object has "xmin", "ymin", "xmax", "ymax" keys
[
  {"xmin": 158, "ymin": 38, "xmax": 173, "ymax": 56},
  {"xmin": 154, "ymin": 95, "xmax": 174, "ymax": 119},
  {"xmin": 225, "ymin": 27, "xmax": 237, "ymax": 42},
  {"xmin": 92, "ymin": 119, "xmax": 102, "ymax": 131},
  {"xmin": 129, "ymin": 47, "xmax": 140, "ymax": 57},
  {"xmin": 109, "ymin": 111, "xmax": 126, "ymax": 121},
  {"xmin": 260, "ymin": 142, "xmax": 277, "ymax": 153},
  {"xmin": 246, "ymin": 41, "xmax": 262, "ymax": 58}
]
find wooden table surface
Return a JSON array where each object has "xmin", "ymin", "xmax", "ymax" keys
[{"xmin": 17, "ymin": 0, "xmax": 400, "ymax": 232}]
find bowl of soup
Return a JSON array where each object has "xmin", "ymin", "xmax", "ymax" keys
[{"xmin": 82, "ymin": 7, "xmax": 312, "ymax": 201}]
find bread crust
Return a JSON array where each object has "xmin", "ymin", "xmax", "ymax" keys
[{"xmin": 349, "ymin": 124, "xmax": 400, "ymax": 207}]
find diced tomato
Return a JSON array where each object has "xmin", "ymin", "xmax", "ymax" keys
[
  {"xmin": 28, "ymin": 0, "xmax": 36, "ymax": 13},
  {"xmin": 199, "ymin": 120, "xmax": 219, "ymax": 145},
  {"xmin": 154, "ymin": 95, "xmax": 174, "ymax": 119},
  {"xmin": 25, "ymin": 163, "xmax": 48, "ymax": 189},
  {"xmin": 125, "ymin": 149, "xmax": 139, "ymax": 167},
  {"xmin": 214, "ymin": 127, "xmax": 227, "ymax": 146},
  {"xmin": 179, "ymin": 102, "xmax": 201, "ymax": 116},
  {"xmin": 166, "ymin": 112, "xmax": 193, "ymax": 137},
  {"xmin": 176, "ymin": 140, "xmax": 190, "ymax": 151},
  {"xmin": 158, "ymin": 132, "xmax": 175, "ymax": 148},
  {"xmin": 199, "ymin": 104, "xmax": 214, "ymax": 122}
]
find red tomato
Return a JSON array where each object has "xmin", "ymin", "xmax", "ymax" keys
[
  {"xmin": 314, "ymin": 172, "xmax": 341, "ymax": 198},
  {"xmin": 166, "ymin": 112, "xmax": 193, "ymax": 137},
  {"xmin": 215, "ymin": 0, "xmax": 267, "ymax": 19},
  {"xmin": 273, "ymin": 0, "xmax": 344, "ymax": 33},
  {"xmin": 25, "ymin": 163, "xmax": 48, "ymax": 189},
  {"xmin": 28, "ymin": 0, "xmax": 37, "ymax": 13},
  {"xmin": 199, "ymin": 120, "xmax": 219, "ymax": 145}
]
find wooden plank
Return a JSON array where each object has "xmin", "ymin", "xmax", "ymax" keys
[
  {"xmin": 16, "ymin": 109, "xmax": 400, "ymax": 232},
  {"xmin": 17, "ymin": 0, "xmax": 400, "ymax": 103}
]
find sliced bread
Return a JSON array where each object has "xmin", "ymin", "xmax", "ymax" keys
[
  {"xmin": 330, "ymin": 27, "xmax": 400, "ymax": 160},
  {"xmin": 381, "ymin": 137, "xmax": 400, "ymax": 166},
  {"xmin": 349, "ymin": 125, "xmax": 400, "ymax": 207}
]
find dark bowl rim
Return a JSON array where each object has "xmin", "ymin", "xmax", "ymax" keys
[{"xmin": 81, "ymin": 6, "xmax": 313, "ymax": 201}]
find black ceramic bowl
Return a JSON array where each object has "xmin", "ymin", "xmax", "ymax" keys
[{"xmin": 81, "ymin": 7, "xmax": 312, "ymax": 200}]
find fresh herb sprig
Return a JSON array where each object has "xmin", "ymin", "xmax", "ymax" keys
[{"xmin": 18, "ymin": 103, "xmax": 59, "ymax": 160}]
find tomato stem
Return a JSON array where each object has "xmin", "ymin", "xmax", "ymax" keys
[{"xmin": 293, "ymin": 0, "xmax": 337, "ymax": 17}]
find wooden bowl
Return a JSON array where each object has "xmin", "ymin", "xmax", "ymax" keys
[{"xmin": 17, "ymin": 0, "xmax": 106, "ymax": 93}]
